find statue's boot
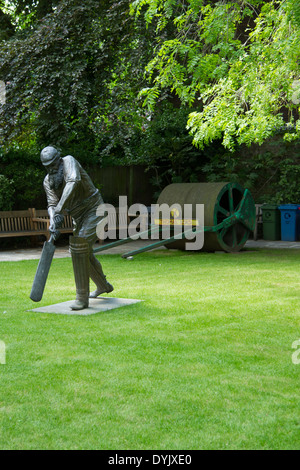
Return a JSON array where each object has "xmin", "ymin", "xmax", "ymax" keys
[
  {"xmin": 89, "ymin": 253, "xmax": 114, "ymax": 298},
  {"xmin": 69, "ymin": 236, "xmax": 90, "ymax": 310}
]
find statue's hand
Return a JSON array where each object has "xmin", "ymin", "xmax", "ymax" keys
[
  {"xmin": 53, "ymin": 213, "xmax": 64, "ymax": 229},
  {"xmin": 49, "ymin": 217, "xmax": 62, "ymax": 241},
  {"xmin": 49, "ymin": 223, "xmax": 61, "ymax": 241},
  {"xmin": 52, "ymin": 229, "xmax": 61, "ymax": 241}
]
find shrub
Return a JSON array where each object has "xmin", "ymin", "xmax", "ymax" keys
[
  {"xmin": 0, "ymin": 145, "xmax": 45, "ymax": 209},
  {"xmin": 0, "ymin": 174, "xmax": 15, "ymax": 210}
]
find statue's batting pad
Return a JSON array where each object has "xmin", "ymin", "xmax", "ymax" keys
[{"xmin": 30, "ymin": 297, "xmax": 142, "ymax": 316}]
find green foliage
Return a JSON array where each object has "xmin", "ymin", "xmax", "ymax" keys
[
  {"xmin": 132, "ymin": 0, "xmax": 300, "ymax": 150},
  {"xmin": 274, "ymin": 159, "xmax": 300, "ymax": 203},
  {"xmin": 0, "ymin": 174, "xmax": 15, "ymax": 210},
  {"xmin": 91, "ymin": 78, "xmax": 147, "ymax": 166},
  {"xmin": 0, "ymin": 0, "xmax": 162, "ymax": 209},
  {"xmin": 0, "ymin": 145, "xmax": 46, "ymax": 209},
  {"xmin": 136, "ymin": 103, "xmax": 207, "ymax": 194},
  {"xmin": 1, "ymin": 0, "xmax": 300, "ymax": 209},
  {"xmin": 93, "ymin": 100, "xmax": 216, "ymax": 198},
  {"xmin": 200, "ymin": 133, "xmax": 300, "ymax": 204},
  {"xmin": 0, "ymin": 5, "xmax": 14, "ymax": 40},
  {"xmin": 0, "ymin": 0, "xmax": 155, "ymax": 154},
  {"xmin": 287, "ymin": 0, "xmax": 300, "ymax": 27}
]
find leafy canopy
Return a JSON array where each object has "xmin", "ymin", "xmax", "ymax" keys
[
  {"xmin": 131, "ymin": 0, "xmax": 300, "ymax": 150},
  {"xmin": 0, "ymin": 0, "xmax": 155, "ymax": 159}
]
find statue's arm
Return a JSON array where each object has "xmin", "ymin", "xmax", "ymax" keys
[
  {"xmin": 47, "ymin": 205, "xmax": 63, "ymax": 238},
  {"xmin": 43, "ymin": 177, "xmax": 61, "ymax": 236},
  {"xmin": 54, "ymin": 181, "xmax": 77, "ymax": 214},
  {"xmin": 48, "ymin": 205, "xmax": 55, "ymax": 222}
]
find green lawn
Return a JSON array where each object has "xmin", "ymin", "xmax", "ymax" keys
[{"xmin": 0, "ymin": 247, "xmax": 299, "ymax": 450}]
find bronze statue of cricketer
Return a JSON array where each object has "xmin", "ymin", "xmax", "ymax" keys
[{"xmin": 41, "ymin": 146, "xmax": 113, "ymax": 310}]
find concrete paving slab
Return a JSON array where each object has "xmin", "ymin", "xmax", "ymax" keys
[
  {"xmin": 2, "ymin": 239, "xmax": 300, "ymax": 262},
  {"xmin": 30, "ymin": 297, "xmax": 143, "ymax": 316},
  {"xmin": 245, "ymin": 240, "xmax": 300, "ymax": 249},
  {"xmin": 0, "ymin": 246, "xmax": 70, "ymax": 262},
  {"xmin": 0, "ymin": 240, "xmax": 164, "ymax": 261}
]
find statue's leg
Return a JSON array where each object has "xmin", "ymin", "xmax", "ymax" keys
[
  {"xmin": 69, "ymin": 236, "xmax": 90, "ymax": 310},
  {"xmin": 73, "ymin": 199, "xmax": 113, "ymax": 299},
  {"xmin": 89, "ymin": 253, "xmax": 114, "ymax": 298}
]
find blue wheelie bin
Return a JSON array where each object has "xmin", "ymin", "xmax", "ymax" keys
[{"xmin": 278, "ymin": 204, "xmax": 300, "ymax": 241}]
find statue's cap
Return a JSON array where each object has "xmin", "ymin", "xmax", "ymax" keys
[{"xmin": 40, "ymin": 146, "xmax": 60, "ymax": 166}]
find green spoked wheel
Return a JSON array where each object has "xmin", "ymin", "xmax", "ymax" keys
[
  {"xmin": 213, "ymin": 182, "xmax": 255, "ymax": 252},
  {"xmin": 156, "ymin": 182, "xmax": 256, "ymax": 253}
]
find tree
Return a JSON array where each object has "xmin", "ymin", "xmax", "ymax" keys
[
  {"xmin": 131, "ymin": 0, "xmax": 300, "ymax": 150},
  {"xmin": 0, "ymin": 0, "xmax": 155, "ymax": 159}
]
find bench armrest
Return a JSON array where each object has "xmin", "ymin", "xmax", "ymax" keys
[{"xmin": 32, "ymin": 217, "xmax": 49, "ymax": 222}]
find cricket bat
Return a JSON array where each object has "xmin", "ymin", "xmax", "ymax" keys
[{"xmin": 30, "ymin": 235, "xmax": 56, "ymax": 302}]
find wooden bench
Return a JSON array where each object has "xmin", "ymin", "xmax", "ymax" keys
[
  {"xmin": 0, "ymin": 206, "xmax": 133, "ymax": 244},
  {"xmin": 0, "ymin": 208, "xmax": 73, "ymax": 242}
]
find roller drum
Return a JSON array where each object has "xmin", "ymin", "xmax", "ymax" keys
[{"xmin": 156, "ymin": 182, "xmax": 254, "ymax": 252}]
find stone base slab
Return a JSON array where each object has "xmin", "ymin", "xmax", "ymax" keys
[{"xmin": 30, "ymin": 297, "xmax": 142, "ymax": 316}]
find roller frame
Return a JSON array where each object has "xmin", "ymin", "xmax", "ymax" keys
[{"xmin": 93, "ymin": 189, "xmax": 255, "ymax": 258}]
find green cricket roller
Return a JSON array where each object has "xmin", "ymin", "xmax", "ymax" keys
[
  {"xmin": 93, "ymin": 182, "xmax": 256, "ymax": 257},
  {"xmin": 156, "ymin": 182, "xmax": 256, "ymax": 253}
]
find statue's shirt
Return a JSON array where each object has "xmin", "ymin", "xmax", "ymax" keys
[{"xmin": 43, "ymin": 155, "xmax": 99, "ymax": 219}]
